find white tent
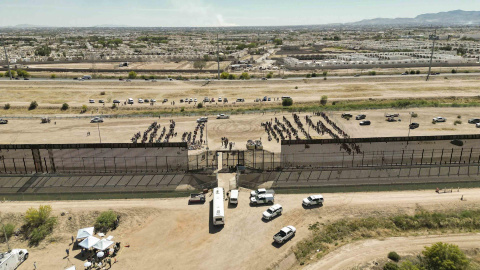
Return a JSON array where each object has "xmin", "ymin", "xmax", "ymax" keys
[
  {"xmin": 93, "ymin": 239, "xmax": 114, "ymax": 251},
  {"xmin": 76, "ymin": 227, "xmax": 94, "ymax": 239},
  {"xmin": 78, "ymin": 236, "xmax": 100, "ymax": 249},
  {"xmin": 65, "ymin": 266, "xmax": 76, "ymax": 270}
]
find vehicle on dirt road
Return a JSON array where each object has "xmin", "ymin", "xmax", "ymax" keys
[
  {"xmin": 216, "ymin": 114, "xmax": 230, "ymax": 119},
  {"xmin": 197, "ymin": 117, "xmax": 208, "ymax": 123},
  {"xmin": 302, "ymin": 195, "xmax": 324, "ymax": 207},
  {"xmin": 409, "ymin": 123, "xmax": 420, "ymax": 129},
  {"xmin": 359, "ymin": 120, "xmax": 371, "ymax": 126},
  {"xmin": 188, "ymin": 193, "xmax": 205, "ymax": 204},
  {"xmin": 0, "ymin": 119, "xmax": 8, "ymax": 124},
  {"xmin": 263, "ymin": 204, "xmax": 283, "ymax": 220},
  {"xmin": 250, "ymin": 188, "xmax": 275, "ymax": 197},
  {"xmin": 0, "ymin": 249, "xmax": 29, "ymax": 270},
  {"xmin": 90, "ymin": 117, "xmax": 104, "ymax": 123},
  {"xmin": 341, "ymin": 113, "xmax": 352, "ymax": 118},
  {"xmin": 273, "ymin": 226, "xmax": 296, "ymax": 244},
  {"xmin": 433, "ymin": 117, "xmax": 446, "ymax": 123},
  {"xmin": 212, "ymin": 187, "xmax": 225, "ymax": 226},
  {"xmin": 468, "ymin": 118, "xmax": 480, "ymax": 124},
  {"xmin": 356, "ymin": 114, "xmax": 366, "ymax": 120},
  {"xmin": 250, "ymin": 194, "xmax": 274, "ymax": 205},
  {"xmin": 229, "ymin": 189, "xmax": 239, "ymax": 205}
]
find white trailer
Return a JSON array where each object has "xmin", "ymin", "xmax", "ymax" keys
[
  {"xmin": 0, "ymin": 249, "xmax": 29, "ymax": 270},
  {"xmin": 212, "ymin": 187, "xmax": 225, "ymax": 226}
]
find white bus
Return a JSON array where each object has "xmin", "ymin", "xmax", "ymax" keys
[{"xmin": 212, "ymin": 187, "xmax": 225, "ymax": 226}]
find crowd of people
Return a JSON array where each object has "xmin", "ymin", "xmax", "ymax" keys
[
  {"xmin": 80, "ymin": 242, "xmax": 121, "ymax": 269},
  {"xmin": 130, "ymin": 120, "xmax": 177, "ymax": 144},
  {"xmin": 182, "ymin": 122, "xmax": 205, "ymax": 150}
]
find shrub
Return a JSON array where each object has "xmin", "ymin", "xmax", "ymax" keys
[
  {"xmin": 454, "ymin": 120, "xmax": 462, "ymax": 125},
  {"xmin": 368, "ymin": 71, "xmax": 376, "ymax": 76},
  {"xmin": 228, "ymin": 74, "xmax": 236, "ymax": 80},
  {"xmin": 457, "ymin": 115, "xmax": 461, "ymax": 119},
  {"xmin": 452, "ymin": 69, "xmax": 457, "ymax": 74},
  {"xmin": 81, "ymin": 105, "xmax": 88, "ymax": 113},
  {"xmin": 295, "ymin": 86, "xmax": 298, "ymax": 89},
  {"xmin": 322, "ymin": 71, "xmax": 328, "ymax": 77},
  {"xmin": 410, "ymin": 70, "xmax": 416, "ymax": 75},
  {"xmin": 140, "ymin": 75, "xmax": 147, "ymax": 80},
  {"xmin": 432, "ymin": 120, "xmax": 436, "ymax": 124},
  {"xmin": 321, "ymin": 95, "xmax": 328, "ymax": 106},
  {"xmin": 28, "ymin": 101, "xmax": 38, "ymax": 111},
  {"xmin": 306, "ymin": 73, "xmax": 311, "ymax": 78},
  {"xmin": 128, "ymin": 71, "xmax": 137, "ymax": 79},
  {"xmin": 422, "ymin": 242, "xmax": 469, "ymax": 270},
  {"xmin": 311, "ymin": 72, "xmax": 317, "ymax": 77},
  {"xmin": 388, "ymin": 251, "xmax": 401, "ymax": 262},
  {"xmin": 0, "ymin": 72, "xmax": 3, "ymax": 77},
  {"xmin": 4, "ymin": 103, "xmax": 10, "ymax": 110},
  {"xmin": 220, "ymin": 72, "xmax": 229, "ymax": 79},
  {"xmin": 324, "ymin": 77, "xmax": 327, "ymax": 80},
  {"xmin": 24, "ymin": 205, "xmax": 57, "ymax": 246},
  {"xmin": 111, "ymin": 103, "xmax": 117, "ymax": 109},
  {"xmin": 100, "ymin": 91, "xmax": 106, "ymax": 95},
  {"xmin": 411, "ymin": 113, "xmax": 418, "ymax": 118},
  {"xmin": 50, "ymin": 74, "xmax": 56, "ymax": 79},
  {"xmin": 5, "ymin": 70, "xmax": 16, "ymax": 78},
  {"xmin": 416, "ymin": 70, "xmax": 421, "ymax": 74},
  {"xmin": 266, "ymin": 72, "xmax": 273, "ymax": 79},
  {"xmin": 94, "ymin": 211, "xmax": 118, "ymax": 233},
  {"xmin": 282, "ymin": 98, "xmax": 293, "ymax": 106},
  {"xmin": 180, "ymin": 107, "xmax": 185, "ymax": 112},
  {"xmin": 197, "ymin": 103, "xmax": 203, "ymax": 109},
  {"xmin": 1, "ymin": 223, "xmax": 15, "ymax": 241},
  {"xmin": 61, "ymin": 103, "xmax": 69, "ymax": 111},
  {"xmin": 149, "ymin": 75, "xmax": 156, "ymax": 80},
  {"xmin": 239, "ymin": 72, "xmax": 250, "ymax": 80},
  {"xmin": 383, "ymin": 262, "xmax": 399, "ymax": 270}
]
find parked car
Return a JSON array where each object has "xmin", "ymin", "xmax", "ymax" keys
[
  {"xmin": 356, "ymin": 114, "xmax": 366, "ymax": 120},
  {"xmin": 89, "ymin": 99, "xmax": 95, "ymax": 103},
  {"xmin": 341, "ymin": 113, "xmax": 353, "ymax": 118},
  {"xmin": 250, "ymin": 194, "xmax": 274, "ymax": 205},
  {"xmin": 273, "ymin": 226, "xmax": 296, "ymax": 244},
  {"xmin": 138, "ymin": 99, "xmax": 144, "ymax": 103},
  {"xmin": 236, "ymin": 98, "xmax": 245, "ymax": 102},
  {"xmin": 204, "ymin": 97, "xmax": 210, "ymax": 102},
  {"xmin": 188, "ymin": 193, "xmax": 205, "ymax": 204},
  {"xmin": 263, "ymin": 204, "xmax": 283, "ymax": 220},
  {"xmin": 194, "ymin": 98, "xmax": 198, "ymax": 102},
  {"xmin": 250, "ymin": 188, "xmax": 275, "ymax": 197},
  {"xmin": 151, "ymin": 99, "xmax": 156, "ymax": 103},
  {"xmin": 218, "ymin": 97, "xmax": 223, "ymax": 102},
  {"xmin": 144, "ymin": 99, "xmax": 149, "ymax": 103},
  {"xmin": 229, "ymin": 190, "xmax": 239, "ymax": 205},
  {"xmin": 223, "ymin": 98, "xmax": 228, "ymax": 103},
  {"xmin": 433, "ymin": 117, "xmax": 446, "ymax": 122},
  {"xmin": 409, "ymin": 123, "xmax": 420, "ymax": 129},
  {"xmin": 98, "ymin": 100, "xmax": 104, "ymax": 103},
  {"xmin": 90, "ymin": 117, "xmax": 104, "ymax": 123},
  {"xmin": 216, "ymin": 114, "xmax": 230, "ymax": 119},
  {"xmin": 468, "ymin": 118, "xmax": 480, "ymax": 124},
  {"xmin": 113, "ymin": 100, "xmax": 120, "ymax": 104},
  {"xmin": 196, "ymin": 117, "xmax": 208, "ymax": 123},
  {"xmin": 359, "ymin": 120, "xmax": 371, "ymax": 126},
  {"xmin": 302, "ymin": 195, "xmax": 324, "ymax": 207},
  {"xmin": 0, "ymin": 119, "xmax": 8, "ymax": 124},
  {"xmin": 189, "ymin": 98, "xmax": 193, "ymax": 102},
  {"xmin": 476, "ymin": 123, "xmax": 480, "ymax": 128}
]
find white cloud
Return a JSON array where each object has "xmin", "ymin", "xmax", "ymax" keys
[{"xmin": 216, "ymin": 14, "xmax": 237, "ymax": 27}]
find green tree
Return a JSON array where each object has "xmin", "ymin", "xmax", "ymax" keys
[
  {"xmin": 421, "ymin": 242, "xmax": 469, "ymax": 270},
  {"xmin": 29, "ymin": 101, "xmax": 38, "ymax": 111},
  {"xmin": 193, "ymin": 60, "xmax": 207, "ymax": 70},
  {"xmin": 266, "ymin": 72, "xmax": 273, "ymax": 79},
  {"xmin": 197, "ymin": 103, "xmax": 203, "ymax": 109},
  {"xmin": 128, "ymin": 71, "xmax": 137, "ymax": 79},
  {"xmin": 399, "ymin": 261, "xmax": 420, "ymax": 270},
  {"xmin": 24, "ymin": 205, "xmax": 57, "ymax": 246},
  {"xmin": 321, "ymin": 95, "xmax": 328, "ymax": 106},
  {"xmin": 94, "ymin": 211, "xmax": 118, "ymax": 233},
  {"xmin": 388, "ymin": 251, "xmax": 401, "ymax": 262},
  {"xmin": 61, "ymin": 103, "xmax": 69, "ymax": 111},
  {"xmin": 228, "ymin": 74, "xmax": 236, "ymax": 80},
  {"xmin": 50, "ymin": 74, "xmax": 56, "ymax": 79},
  {"xmin": 0, "ymin": 72, "xmax": 3, "ymax": 77},
  {"xmin": 239, "ymin": 72, "xmax": 250, "ymax": 80},
  {"xmin": 81, "ymin": 105, "xmax": 88, "ymax": 113},
  {"xmin": 34, "ymin": 45, "xmax": 52, "ymax": 56},
  {"xmin": 306, "ymin": 73, "xmax": 311, "ymax": 78},
  {"xmin": 383, "ymin": 262, "xmax": 400, "ymax": 270},
  {"xmin": 16, "ymin": 69, "xmax": 30, "ymax": 78},
  {"xmin": 5, "ymin": 70, "xmax": 16, "ymax": 78},
  {"xmin": 203, "ymin": 54, "xmax": 210, "ymax": 61},
  {"xmin": 416, "ymin": 70, "xmax": 421, "ymax": 74},
  {"xmin": 1, "ymin": 223, "xmax": 15, "ymax": 241},
  {"xmin": 311, "ymin": 72, "xmax": 317, "ymax": 77},
  {"xmin": 273, "ymin": 38, "xmax": 283, "ymax": 45},
  {"xmin": 282, "ymin": 98, "xmax": 293, "ymax": 106},
  {"xmin": 220, "ymin": 72, "xmax": 230, "ymax": 79}
]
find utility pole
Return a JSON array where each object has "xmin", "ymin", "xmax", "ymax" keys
[
  {"xmin": 97, "ymin": 122, "xmax": 102, "ymax": 143},
  {"xmin": 1, "ymin": 35, "xmax": 12, "ymax": 80},
  {"xmin": 217, "ymin": 33, "xmax": 220, "ymax": 80},
  {"xmin": 426, "ymin": 28, "xmax": 439, "ymax": 82}
]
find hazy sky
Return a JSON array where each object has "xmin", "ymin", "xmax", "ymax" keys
[{"xmin": 0, "ymin": 0, "xmax": 478, "ymax": 27}]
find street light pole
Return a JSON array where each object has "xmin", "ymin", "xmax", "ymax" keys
[
  {"xmin": 426, "ymin": 29, "xmax": 439, "ymax": 82},
  {"xmin": 97, "ymin": 122, "xmax": 102, "ymax": 143}
]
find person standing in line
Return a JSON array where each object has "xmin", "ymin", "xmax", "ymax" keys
[
  {"xmin": 34, "ymin": 262, "xmax": 37, "ymax": 269},
  {"xmin": 65, "ymin": 248, "xmax": 69, "ymax": 257}
]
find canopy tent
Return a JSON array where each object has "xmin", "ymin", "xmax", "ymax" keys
[
  {"xmin": 93, "ymin": 239, "xmax": 114, "ymax": 251},
  {"xmin": 65, "ymin": 266, "xmax": 76, "ymax": 270},
  {"xmin": 78, "ymin": 236, "xmax": 100, "ymax": 249},
  {"xmin": 76, "ymin": 227, "xmax": 94, "ymax": 239}
]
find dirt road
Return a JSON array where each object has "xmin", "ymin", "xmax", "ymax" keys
[
  {"xmin": 304, "ymin": 234, "xmax": 480, "ymax": 270},
  {"xmin": 1, "ymin": 187, "xmax": 477, "ymax": 270}
]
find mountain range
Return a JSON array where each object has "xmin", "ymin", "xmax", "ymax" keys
[{"xmin": 350, "ymin": 10, "xmax": 480, "ymax": 26}]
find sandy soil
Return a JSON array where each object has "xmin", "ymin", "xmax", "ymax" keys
[
  {"xmin": 303, "ymin": 234, "xmax": 480, "ymax": 270},
  {"xmin": 0, "ymin": 187, "xmax": 476, "ymax": 270},
  {"xmin": 1, "ymin": 107, "xmax": 480, "ymax": 152},
  {"xmin": 1, "ymin": 75, "xmax": 480, "ymax": 109},
  {"xmin": 26, "ymin": 61, "xmax": 231, "ymax": 70}
]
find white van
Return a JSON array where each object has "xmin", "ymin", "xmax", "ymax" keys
[
  {"xmin": 0, "ymin": 249, "xmax": 29, "ymax": 270},
  {"xmin": 212, "ymin": 187, "xmax": 225, "ymax": 226},
  {"xmin": 127, "ymin": 98, "xmax": 134, "ymax": 104},
  {"xmin": 230, "ymin": 189, "xmax": 239, "ymax": 204}
]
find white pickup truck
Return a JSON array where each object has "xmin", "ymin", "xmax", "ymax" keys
[
  {"xmin": 263, "ymin": 204, "xmax": 282, "ymax": 220},
  {"xmin": 0, "ymin": 249, "xmax": 29, "ymax": 270},
  {"xmin": 250, "ymin": 188, "xmax": 275, "ymax": 197},
  {"xmin": 250, "ymin": 194, "xmax": 274, "ymax": 205},
  {"xmin": 302, "ymin": 194, "xmax": 324, "ymax": 207},
  {"xmin": 216, "ymin": 114, "xmax": 230, "ymax": 119},
  {"xmin": 273, "ymin": 226, "xmax": 296, "ymax": 244}
]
